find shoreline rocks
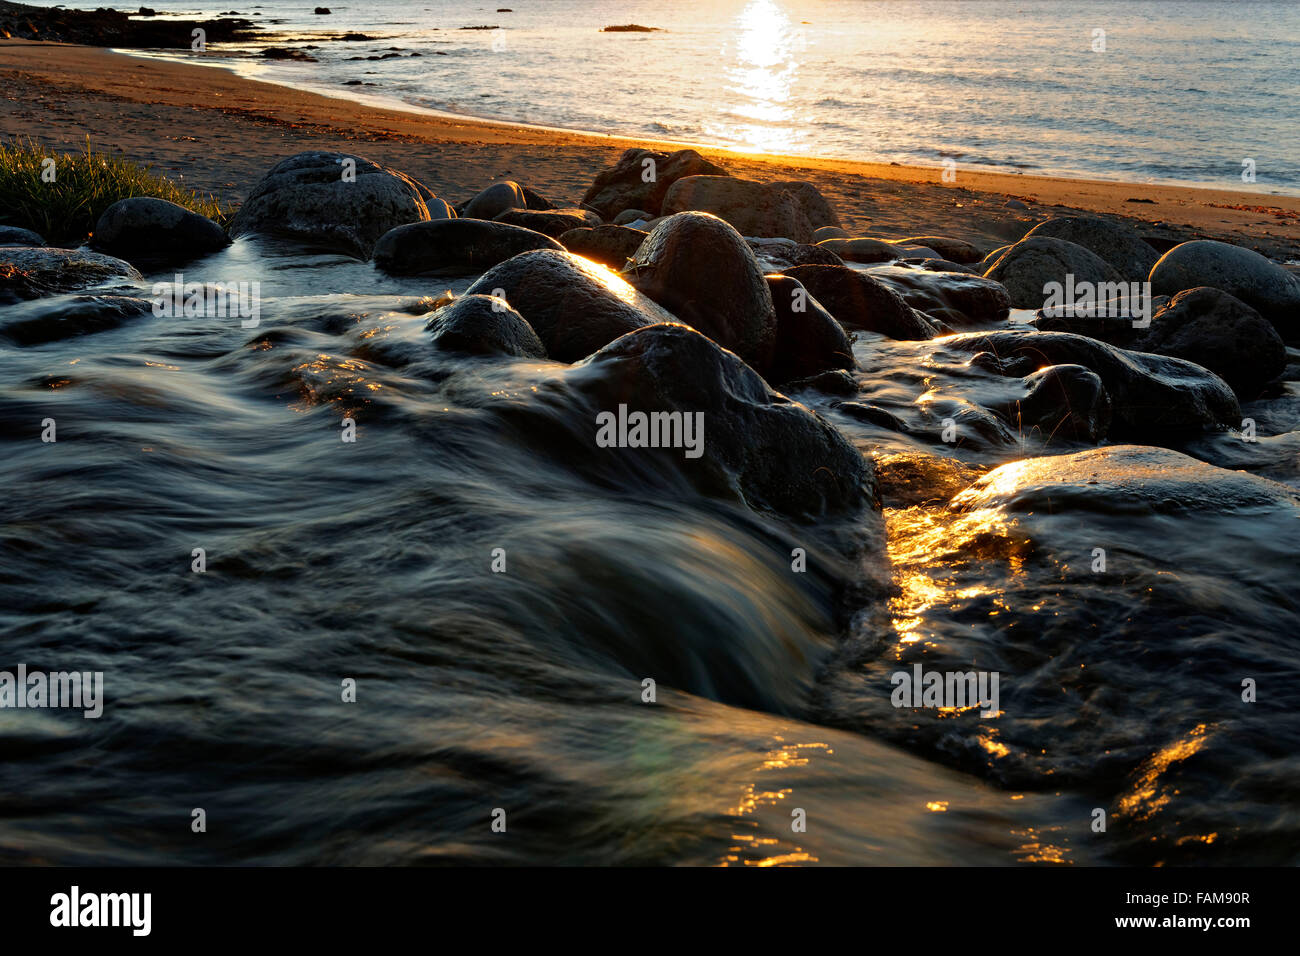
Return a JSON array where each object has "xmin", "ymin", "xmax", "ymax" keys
[
  {"xmin": 91, "ymin": 197, "xmax": 229, "ymax": 266},
  {"xmin": 373, "ymin": 218, "xmax": 563, "ymax": 274}
]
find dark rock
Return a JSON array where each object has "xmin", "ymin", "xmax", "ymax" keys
[
  {"xmin": 764, "ymin": 274, "xmax": 854, "ymax": 385},
  {"xmin": 782, "ymin": 265, "xmax": 938, "ymax": 340},
  {"xmin": 465, "ymin": 249, "xmax": 677, "ymax": 361},
  {"xmin": 372, "ymin": 218, "xmax": 563, "ymax": 275},
  {"xmin": 0, "ymin": 247, "xmax": 142, "ymax": 305},
  {"xmin": 581, "ymin": 148, "xmax": 730, "ymax": 219},
  {"xmin": 493, "ymin": 207, "xmax": 601, "ymax": 238},
  {"xmin": 314, "ymin": 7, "xmax": 330, "ymax": 13},
  {"xmin": 564, "ymin": 323, "xmax": 877, "ymax": 520},
  {"xmin": 1024, "ymin": 216, "xmax": 1160, "ymax": 282},
  {"xmin": 558, "ymin": 224, "xmax": 646, "ymax": 270},
  {"xmin": 815, "ymin": 237, "xmax": 939, "ymax": 264},
  {"xmin": 746, "ymin": 237, "xmax": 843, "ymax": 271},
  {"xmin": 425, "ymin": 294, "xmax": 546, "ymax": 358},
  {"xmin": 0, "ymin": 225, "xmax": 46, "ymax": 247},
  {"xmin": 941, "ymin": 329, "xmax": 1240, "ymax": 435},
  {"xmin": 260, "ymin": 47, "xmax": 316, "ymax": 60},
  {"xmin": 230, "ymin": 151, "xmax": 436, "ymax": 258},
  {"xmin": 91, "ymin": 196, "xmax": 228, "ymax": 265},
  {"xmin": 662, "ymin": 176, "xmax": 814, "ymax": 242},
  {"xmin": 770, "ymin": 181, "xmax": 840, "ymax": 229},
  {"xmin": 625, "ymin": 212, "xmax": 776, "ymax": 365},
  {"xmin": 1134, "ymin": 287, "xmax": 1287, "ymax": 400},
  {"xmin": 1149, "ymin": 240, "xmax": 1300, "ymax": 342},
  {"xmin": 982, "ymin": 236, "xmax": 1126, "ymax": 309},
  {"xmin": 895, "ymin": 236, "xmax": 983, "ymax": 264},
  {"xmin": 1007, "ymin": 364, "xmax": 1112, "ymax": 442},
  {"xmin": 461, "ymin": 181, "xmax": 527, "ymax": 220},
  {"xmin": 867, "ymin": 264, "xmax": 1011, "ymax": 326},
  {"xmin": 782, "ymin": 368, "xmax": 859, "ymax": 396}
]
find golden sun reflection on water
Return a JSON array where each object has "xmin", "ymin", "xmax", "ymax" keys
[
  {"xmin": 1117, "ymin": 723, "xmax": 1212, "ymax": 822},
  {"xmin": 717, "ymin": 0, "xmax": 801, "ymax": 153},
  {"xmin": 720, "ymin": 737, "xmax": 830, "ymax": 867},
  {"xmin": 884, "ymin": 504, "xmax": 1031, "ymax": 656}
]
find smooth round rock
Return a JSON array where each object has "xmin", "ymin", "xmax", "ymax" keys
[
  {"xmin": 1149, "ymin": 240, "xmax": 1300, "ymax": 342},
  {"xmin": 425, "ymin": 294, "xmax": 546, "ymax": 358},
  {"xmin": 372, "ymin": 218, "xmax": 563, "ymax": 274},
  {"xmin": 91, "ymin": 196, "xmax": 228, "ymax": 265}
]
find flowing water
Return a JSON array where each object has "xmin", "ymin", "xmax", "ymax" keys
[
  {"xmin": 2, "ymin": 238, "xmax": 1298, "ymax": 864},
  {"xmin": 20, "ymin": 0, "xmax": 1300, "ymax": 194}
]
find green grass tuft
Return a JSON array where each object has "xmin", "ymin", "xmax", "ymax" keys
[{"xmin": 0, "ymin": 137, "xmax": 233, "ymax": 245}]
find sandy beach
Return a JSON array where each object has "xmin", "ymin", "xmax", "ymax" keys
[{"xmin": 3, "ymin": 39, "xmax": 1299, "ymax": 260}]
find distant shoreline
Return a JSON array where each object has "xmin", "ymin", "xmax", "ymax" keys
[{"xmin": 3, "ymin": 39, "xmax": 1299, "ymax": 262}]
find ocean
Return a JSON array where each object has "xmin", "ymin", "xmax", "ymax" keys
[{"xmin": 21, "ymin": 0, "xmax": 1300, "ymax": 194}]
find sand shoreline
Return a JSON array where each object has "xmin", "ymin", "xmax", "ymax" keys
[{"xmin": 4, "ymin": 39, "xmax": 1300, "ymax": 260}]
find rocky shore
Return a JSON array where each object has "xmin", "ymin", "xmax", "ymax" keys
[{"xmin": 0, "ymin": 1, "xmax": 258, "ymax": 46}]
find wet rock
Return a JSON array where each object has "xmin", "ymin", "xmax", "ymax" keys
[
  {"xmin": 661, "ymin": 176, "xmax": 814, "ymax": 243},
  {"xmin": 953, "ymin": 444, "xmax": 1300, "ymax": 515},
  {"xmin": 782, "ymin": 265, "xmax": 939, "ymax": 340},
  {"xmin": 581, "ymin": 148, "xmax": 730, "ymax": 219},
  {"xmin": 91, "ymin": 196, "xmax": 228, "ymax": 265},
  {"xmin": 1149, "ymin": 240, "xmax": 1300, "ymax": 342},
  {"xmin": 782, "ymin": 368, "xmax": 859, "ymax": 396},
  {"xmin": 813, "ymin": 225, "xmax": 850, "ymax": 242},
  {"xmin": 424, "ymin": 294, "xmax": 546, "ymax": 358},
  {"xmin": 0, "ymin": 226, "xmax": 45, "ymax": 247},
  {"xmin": 0, "ymin": 294, "xmax": 152, "ymax": 345},
  {"xmin": 558, "ymin": 224, "xmax": 646, "ymax": 270},
  {"xmin": 493, "ymin": 207, "xmax": 601, "ymax": 238},
  {"xmin": 746, "ymin": 237, "xmax": 843, "ymax": 271},
  {"xmin": 1025, "ymin": 216, "xmax": 1160, "ymax": 282},
  {"xmin": 613, "ymin": 208, "xmax": 653, "ymax": 226},
  {"xmin": 461, "ymin": 181, "xmax": 527, "ymax": 220},
  {"xmin": 764, "ymin": 274, "xmax": 855, "ymax": 385},
  {"xmin": 1133, "ymin": 287, "xmax": 1287, "ymax": 400},
  {"xmin": 230, "ymin": 151, "xmax": 435, "ymax": 258},
  {"xmin": 427, "ymin": 198, "xmax": 457, "ymax": 220},
  {"xmin": 867, "ymin": 264, "xmax": 1011, "ymax": 326},
  {"xmin": 372, "ymin": 218, "xmax": 563, "ymax": 275},
  {"xmin": 1008, "ymin": 364, "xmax": 1113, "ymax": 442},
  {"xmin": 982, "ymin": 236, "xmax": 1126, "ymax": 309},
  {"xmin": 625, "ymin": 212, "xmax": 776, "ymax": 365},
  {"xmin": 816, "ymin": 237, "xmax": 938, "ymax": 264},
  {"xmin": 465, "ymin": 249, "xmax": 677, "ymax": 361},
  {"xmin": 902, "ymin": 258, "xmax": 978, "ymax": 274},
  {"xmin": 942, "ymin": 329, "xmax": 1240, "ymax": 435},
  {"xmin": 563, "ymin": 323, "xmax": 877, "ymax": 519},
  {"xmin": 0, "ymin": 247, "xmax": 142, "ymax": 304},
  {"xmin": 896, "ymin": 236, "xmax": 982, "ymax": 264}
]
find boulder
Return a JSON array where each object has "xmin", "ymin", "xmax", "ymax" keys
[
  {"xmin": 661, "ymin": 176, "xmax": 814, "ymax": 243},
  {"xmin": 1133, "ymin": 287, "xmax": 1286, "ymax": 400},
  {"xmin": 563, "ymin": 323, "xmax": 876, "ymax": 519},
  {"xmin": 982, "ymin": 236, "xmax": 1126, "ymax": 309},
  {"xmin": 813, "ymin": 226, "xmax": 850, "ymax": 242},
  {"xmin": 1007, "ymin": 364, "xmax": 1113, "ymax": 442},
  {"xmin": 581, "ymin": 148, "xmax": 730, "ymax": 219},
  {"xmin": 746, "ymin": 237, "xmax": 843, "ymax": 272},
  {"xmin": 493, "ymin": 207, "xmax": 601, "ymax": 238},
  {"xmin": 372, "ymin": 218, "xmax": 563, "ymax": 274},
  {"xmin": 895, "ymin": 236, "xmax": 983, "ymax": 264},
  {"xmin": 816, "ymin": 237, "xmax": 939, "ymax": 264},
  {"xmin": 0, "ymin": 294, "xmax": 152, "ymax": 345},
  {"xmin": 953, "ymin": 445, "xmax": 1300, "ymax": 516},
  {"xmin": 613, "ymin": 208, "xmax": 653, "ymax": 226},
  {"xmin": 941, "ymin": 329, "xmax": 1240, "ymax": 436},
  {"xmin": 425, "ymin": 294, "xmax": 546, "ymax": 358},
  {"xmin": 558, "ymin": 224, "xmax": 646, "ymax": 270},
  {"xmin": 770, "ymin": 181, "xmax": 840, "ymax": 229},
  {"xmin": 782, "ymin": 265, "xmax": 938, "ymax": 340},
  {"xmin": 91, "ymin": 196, "xmax": 228, "ymax": 265},
  {"xmin": 625, "ymin": 212, "xmax": 777, "ymax": 365},
  {"xmin": 0, "ymin": 225, "xmax": 46, "ymax": 247},
  {"xmin": 461, "ymin": 181, "xmax": 528, "ymax": 220},
  {"xmin": 1024, "ymin": 216, "xmax": 1160, "ymax": 282},
  {"xmin": 0, "ymin": 247, "xmax": 142, "ymax": 304},
  {"xmin": 230, "ymin": 151, "xmax": 435, "ymax": 257},
  {"xmin": 465, "ymin": 249, "xmax": 677, "ymax": 362},
  {"xmin": 1149, "ymin": 240, "xmax": 1300, "ymax": 341},
  {"xmin": 867, "ymin": 265, "xmax": 1011, "ymax": 326},
  {"xmin": 764, "ymin": 274, "xmax": 855, "ymax": 385}
]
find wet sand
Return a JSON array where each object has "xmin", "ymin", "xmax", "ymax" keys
[{"xmin": 2, "ymin": 39, "xmax": 1299, "ymax": 260}]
